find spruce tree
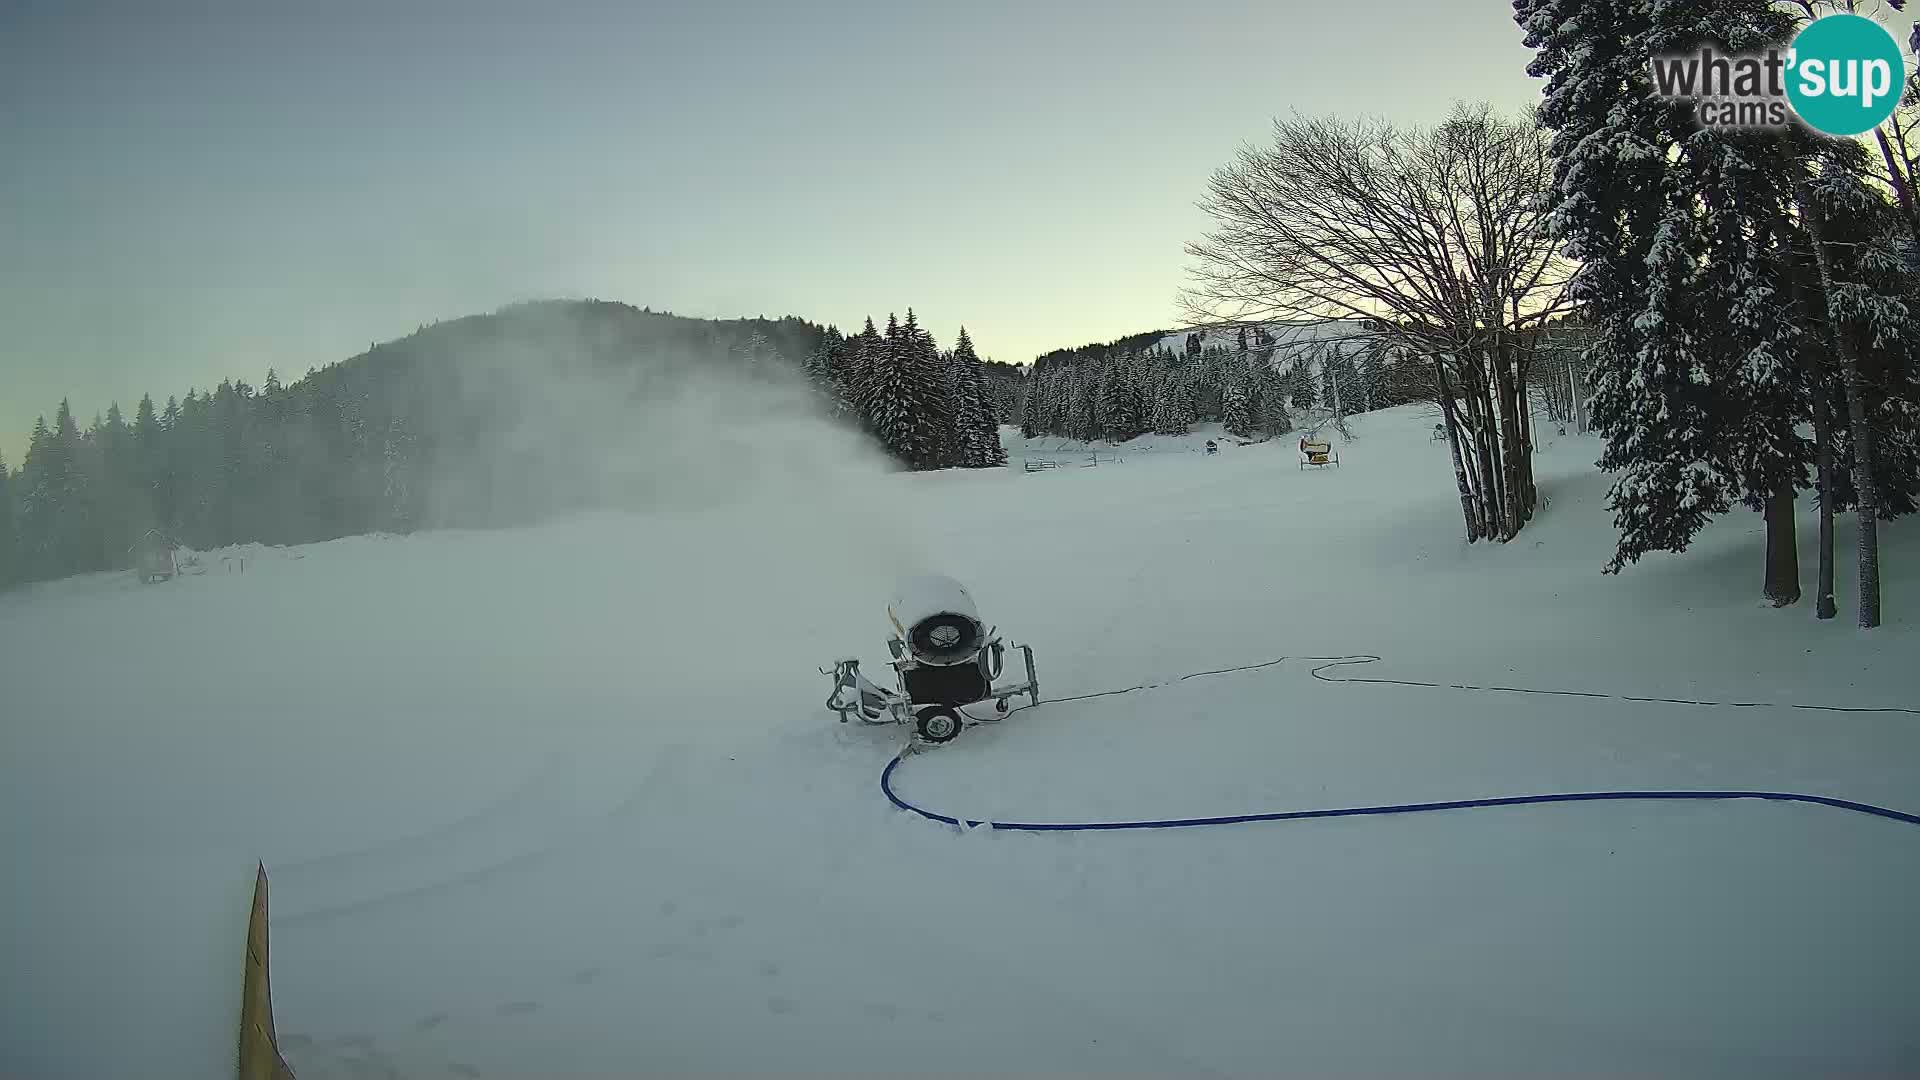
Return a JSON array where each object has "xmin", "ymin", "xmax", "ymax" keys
[
  {"xmin": 0, "ymin": 452, "xmax": 14, "ymax": 587},
  {"xmin": 1256, "ymin": 365, "xmax": 1294, "ymax": 436},
  {"xmin": 51, "ymin": 400, "xmax": 87, "ymax": 576},
  {"xmin": 807, "ymin": 326, "xmax": 845, "ymax": 405},
  {"xmin": 1192, "ymin": 348, "xmax": 1226, "ymax": 422},
  {"xmin": 133, "ymin": 394, "xmax": 160, "ymax": 454},
  {"xmin": 861, "ymin": 313, "xmax": 939, "ymax": 468},
  {"xmin": 1018, "ymin": 371, "xmax": 1043, "ymax": 439},
  {"xmin": 842, "ymin": 318, "xmax": 881, "ymax": 428},
  {"xmin": 156, "ymin": 396, "xmax": 183, "ymax": 534},
  {"xmin": 1098, "ymin": 352, "xmax": 1139, "ymax": 442},
  {"xmin": 1042, "ymin": 366, "xmax": 1068, "ymax": 435},
  {"xmin": 1065, "ymin": 364, "xmax": 1097, "ymax": 442},
  {"xmin": 1222, "ymin": 365, "xmax": 1255, "ymax": 438},
  {"xmin": 18, "ymin": 417, "xmax": 53, "ymax": 578},
  {"xmin": 1150, "ymin": 371, "xmax": 1188, "ymax": 436},
  {"xmin": 1159, "ymin": 357, "xmax": 1190, "ymax": 432},
  {"xmin": 1518, "ymin": 0, "xmax": 1812, "ymax": 590},
  {"xmin": 92, "ymin": 402, "xmax": 135, "ymax": 565},
  {"xmin": 901, "ymin": 310, "xmax": 951, "ymax": 468},
  {"xmin": 950, "ymin": 332, "xmax": 981, "ymax": 464},
  {"xmin": 949, "ymin": 327, "xmax": 1005, "ymax": 466}
]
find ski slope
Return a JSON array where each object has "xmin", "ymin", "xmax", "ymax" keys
[
  {"xmin": 3, "ymin": 404, "xmax": 1917, "ymax": 1079},
  {"xmin": 1155, "ymin": 317, "xmax": 1380, "ymax": 362}
]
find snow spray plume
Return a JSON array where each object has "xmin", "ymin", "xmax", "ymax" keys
[{"xmin": 415, "ymin": 302, "xmax": 929, "ymax": 633}]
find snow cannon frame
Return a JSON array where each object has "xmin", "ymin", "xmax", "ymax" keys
[{"xmin": 822, "ymin": 575, "xmax": 1040, "ymax": 746}]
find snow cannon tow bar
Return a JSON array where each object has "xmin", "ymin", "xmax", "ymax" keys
[{"xmin": 822, "ymin": 574, "xmax": 1040, "ymax": 745}]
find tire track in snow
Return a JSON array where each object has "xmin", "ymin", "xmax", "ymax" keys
[
  {"xmin": 276, "ymin": 745, "xmax": 687, "ymax": 928},
  {"xmin": 272, "ymin": 751, "xmax": 571, "ymax": 878}
]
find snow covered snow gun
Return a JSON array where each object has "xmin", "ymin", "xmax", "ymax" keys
[{"xmin": 822, "ymin": 574, "xmax": 1040, "ymax": 745}]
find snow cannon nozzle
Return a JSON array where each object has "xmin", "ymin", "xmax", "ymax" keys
[{"xmin": 888, "ymin": 574, "xmax": 987, "ymax": 667}]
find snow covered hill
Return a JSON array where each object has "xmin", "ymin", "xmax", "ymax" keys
[
  {"xmin": 1155, "ymin": 316, "xmax": 1381, "ymax": 360},
  {"xmin": 3, "ymin": 403, "xmax": 1916, "ymax": 1079}
]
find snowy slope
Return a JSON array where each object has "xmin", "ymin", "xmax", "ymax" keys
[
  {"xmin": 3, "ymin": 404, "xmax": 1917, "ymax": 1079},
  {"xmin": 1157, "ymin": 317, "xmax": 1381, "ymax": 360}
]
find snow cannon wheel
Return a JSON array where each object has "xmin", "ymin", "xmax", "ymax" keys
[{"xmin": 914, "ymin": 705, "xmax": 964, "ymax": 744}]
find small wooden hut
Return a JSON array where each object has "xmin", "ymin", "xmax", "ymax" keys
[{"xmin": 131, "ymin": 529, "xmax": 182, "ymax": 583}]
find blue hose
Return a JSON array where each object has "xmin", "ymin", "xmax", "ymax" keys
[{"xmin": 880, "ymin": 755, "xmax": 1920, "ymax": 832}]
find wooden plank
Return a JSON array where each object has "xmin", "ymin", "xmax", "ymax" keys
[{"xmin": 238, "ymin": 863, "xmax": 297, "ymax": 1080}]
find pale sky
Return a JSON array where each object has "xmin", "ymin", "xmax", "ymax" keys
[{"xmin": 1, "ymin": 0, "xmax": 1550, "ymax": 462}]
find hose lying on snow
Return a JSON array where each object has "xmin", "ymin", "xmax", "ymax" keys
[{"xmin": 890, "ymin": 654, "xmax": 1920, "ymax": 834}]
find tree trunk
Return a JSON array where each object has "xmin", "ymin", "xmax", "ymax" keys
[
  {"xmin": 1569, "ymin": 356, "xmax": 1586, "ymax": 434},
  {"xmin": 1812, "ymin": 381, "xmax": 1838, "ymax": 620},
  {"xmin": 1490, "ymin": 340, "xmax": 1523, "ymax": 535},
  {"xmin": 1507, "ymin": 340, "xmax": 1537, "ymax": 521},
  {"xmin": 1795, "ymin": 173, "xmax": 1883, "ymax": 629},
  {"xmin": 1763, "ymin": 485, "xmax": 1801, "ymax": 607},
  {"xmin": 1559, "ymin": 357, "xmax": 1574, "ymax": 429},
  {"xmin": 1507, "ymin": 376, "xmax": 1528, "ymax": 525},
  {"xmin": 1434, "ymin": 359, "xmax": 1484, "ymax": 542},
  {"xmin": 1873, "ymin": 126, "xmax": 1920, "ymax": 247},
  {"xmin": 1521, "ymin": 389, "xmax": 1538, "ymax": 516},
  {"xmin": 1843, "ymin": 371, "xmax": 1883, "ymax": 629},
  {"xmin": 1460, "ymin": 381, "xmax": 1492, "ymax": 533},
  {"xmin": 1468, "ymin": 367, "xmax": 1507, "ymax": 539}
]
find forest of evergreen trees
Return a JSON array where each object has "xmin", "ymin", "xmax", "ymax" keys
[
  {"xmin": 0, "ymin": 300, "xmax": 1018, "ymax": 590},
  {"xmin": 1014, "ymin": 322, "xmax": 1434, "ymax": 443},
  {"xmin": 1513, "ymin": 0, "xmax": 1920, "ymax": 625},
  {"xmin": 805, "ymin": 310, "xmax": 1012, "ymax": 472}
]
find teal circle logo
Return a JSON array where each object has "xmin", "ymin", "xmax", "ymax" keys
[{"xmin": 1786, "ymin": 14, "xmax": 1906, "ymax": 136}]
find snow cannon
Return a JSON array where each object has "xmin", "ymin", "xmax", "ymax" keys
[
  {"xmin": 888, "ymin": 575, "xmax": 986, "ymax": 667},
  {"xmin": 823, "ymin": 574, "xmax": 1040, "ymax": 745}
]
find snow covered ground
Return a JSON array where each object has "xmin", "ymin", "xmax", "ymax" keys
[{"xmin": 4, "ymin": 404, "xmax": 1918, "ymax": 1079}]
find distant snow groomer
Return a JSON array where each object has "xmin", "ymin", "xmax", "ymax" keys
[{"xmin": 823, "ymin": 575, "xmax": 1040, "ymax": 744}]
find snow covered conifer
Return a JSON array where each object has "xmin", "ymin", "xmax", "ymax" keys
[
  {"xmin": 1256, "ymin": 364, "xmax": 1293, "ymax": 436},
  {"xmin": 1222, "ymin": 364, "xmax": 1255, "ymax": 438},
  {"xmin": 903, "ymin": 310, "xmax": 953, "ymax": 468},
  {"xmin": 1151, "ymin": 371, "xmax": 1188, "ymax": 436},
  {"xmin": 1518, "ymin": 0, "xmax": 1812, "ymax": 594},
  {"xmin": 1018, "ymin": 371, "xmax": 1043, "ymax": 439},
  {"xmin": 861, "ymin": 314, "xmax": 915, "ymax": 463},
  {"xmin": 1099, "ymin": 352, "xmax": 1144, "ymax": 442},
  {"xmin": 0, "ymin": 452, "xmax": 14, "ymax": 588},
  {"xmin": 951, "ymin": 327, "xmax": 1006, "ymax": 467},
  {"xmin": 861, "ymin": 311, "xmax": 946, "ymax": 469}
]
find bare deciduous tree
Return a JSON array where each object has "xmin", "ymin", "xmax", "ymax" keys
[{"xmin": 1182, "ymin": 104, "xmax": 1573, "ymax": 541}]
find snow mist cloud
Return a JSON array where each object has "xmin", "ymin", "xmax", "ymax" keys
[{"xmin": 415, "ymin": 307, "xmax": 930, "ymax": 647}]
